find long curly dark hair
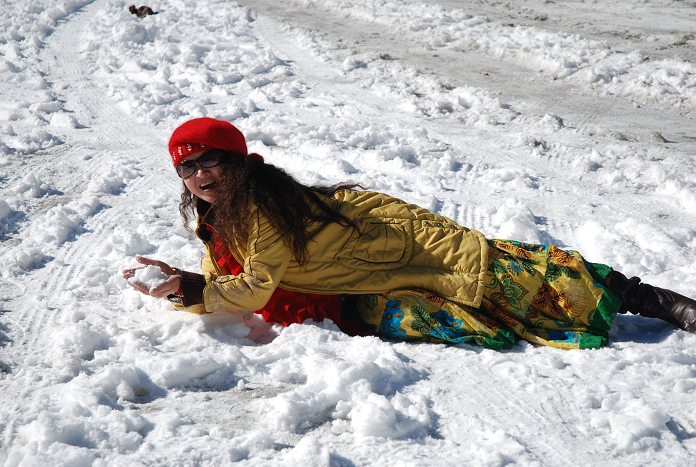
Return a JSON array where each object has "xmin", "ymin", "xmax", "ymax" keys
[{"xmin": 179, "ymin": 152, "xmax": 362, "ymax": 267}]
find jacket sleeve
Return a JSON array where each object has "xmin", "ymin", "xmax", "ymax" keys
[
  {"xmin": 202, "ymin": 208, "xmax": 292, "ymax": 318},
  {"xmin": 200, "ymin": 246, "xmax": 217, "ymax": 282}
]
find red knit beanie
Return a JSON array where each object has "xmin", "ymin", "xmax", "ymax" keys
[{"xmin": 168, "ymin": 118, "xmax": 248, "ymax": 167}]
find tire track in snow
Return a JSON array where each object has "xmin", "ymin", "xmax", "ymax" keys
[
  {"xmin": 247, "ymin": 0, "xmax": 696, "ymax": 241},
  {"xmin": 250, "ymin": 0, "xmax": 696, "ymax": 144},
  {"xmin": 49, "ymin": 0, "xmax": 150, "ymax": 148},
  {"xmin": 0, "ymin": 0, "xmax": 167, "ymax": 447},
  {"xmin": 5, "ymin": 0, "xmax": 162, "ymax": 361},
  {"xmin": 433, "ymin": 357, "xmax": 600, "ymax": 464},
  {"xmin": 433, "ymin": 0, "xmax": 696, "ymax": 65},
  {"xmin": 250, "ymin": 3, "xmax": 530, "ymax": 212}
]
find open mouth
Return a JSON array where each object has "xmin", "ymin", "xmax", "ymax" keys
[{"xmin": 200, "ymin": 182, "xmax": 216, "ymax": 191}]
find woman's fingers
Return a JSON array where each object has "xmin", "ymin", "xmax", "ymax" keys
[
  {"xmin": 126, "ymin": 279, "xmax": 151, "ymax": 296},
  {"xmin": 135, "ymin": 255, "xmax": 158, "ymax": 266},
  {"xmin": 121, "ymin": 267, "xmax": 142, "ymax": 279},
  {"xmin": 135, "ymin": 255, "xmax": 176, "ymax": 276},
  {"xmin": 150, "ymin": 276, "xmax": 182, "ymax": 299}
]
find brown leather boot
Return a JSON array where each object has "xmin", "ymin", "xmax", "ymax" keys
[{"xmin": 604, "ymin": 271, "xmax": 696, "ymax": 333}]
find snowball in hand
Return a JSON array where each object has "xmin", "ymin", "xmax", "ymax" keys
[{"xmin": 128, "ymin": 265, "xmax": 169, "ymax": 292}]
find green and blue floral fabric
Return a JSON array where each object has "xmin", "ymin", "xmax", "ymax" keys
[{"xmin": 356, "ymin": 239, "xmax": 621, "ymax": 350}]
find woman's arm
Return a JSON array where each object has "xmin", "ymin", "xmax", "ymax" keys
[
  {"xmin": 202, "ymin": 208, "xmax": 293, "ymax": 317},
  {"xmin": 123, "ymin": 209, "xmax": 292, "ymax": 316}
]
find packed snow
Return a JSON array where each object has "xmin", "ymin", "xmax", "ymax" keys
[
  {"xmin": 1, "ymin": 0, "xmax": 696, "ymax": 466},
  {"xmin": 127, "ymin": 264, "xmax": 169, "ymax": 292}
]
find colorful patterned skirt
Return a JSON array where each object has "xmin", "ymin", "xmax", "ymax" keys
[{"xmin": 352, "ymin": 239, "xmax": 621, "ymax": 350}]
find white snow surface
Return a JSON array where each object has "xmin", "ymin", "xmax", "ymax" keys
[{"xmin": 1, "ymin": 0, "xmax": 696, "ymax": 465}]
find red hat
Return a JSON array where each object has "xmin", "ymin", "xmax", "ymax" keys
[{"xmin": 168, "ymin": 118, "xmax": 248, "ymax": 167}]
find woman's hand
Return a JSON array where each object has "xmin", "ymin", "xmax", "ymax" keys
[
  {"xmin": 122, "ymin": 255, "xmax": 182, "ymax": 299},
  {"xmin": 148, "ymin": 275, "xmax": 182, "ymax": 299}
]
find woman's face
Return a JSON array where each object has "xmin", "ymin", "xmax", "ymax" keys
[{"xmin": 181, "ymin": 150, "xmax": 222, "ymax": 204}]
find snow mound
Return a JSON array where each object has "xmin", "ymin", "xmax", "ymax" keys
[
  {"xmin": 258, "ymin": 323, "xmax": 431, "ymax": 438},
  {"xmin": 12, "ymin": 172, "xmax": 48, "ymax": 198},
  {"xmin": 1, "ymin": 195, "xmax": 100, "ymax": 274}
]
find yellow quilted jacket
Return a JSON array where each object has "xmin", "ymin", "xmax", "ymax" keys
[{"xmin": 196, "ymin": 191, "xmax": 489, "ymax": 318}]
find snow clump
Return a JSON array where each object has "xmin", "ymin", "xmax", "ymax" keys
[
  {"xmin": 12, "ymin": 172, "xmax": 48, "ymax": 198},
  {"xmin": 129, "ymin": 264, "xmax": 169, "ymax": 292}
]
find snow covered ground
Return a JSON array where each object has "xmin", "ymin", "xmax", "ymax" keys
[{"xmin": 1, "ymin": 0, "xmax": 696, "ymax": 465}]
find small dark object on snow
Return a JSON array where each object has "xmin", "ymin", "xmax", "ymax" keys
[
  {"xmin": 129, "ymin": 5, "xmax": 158, "ymax": 18},
  {"xmin": 0, "ymin": 361, "xmax": 8, "ymax": 373}
]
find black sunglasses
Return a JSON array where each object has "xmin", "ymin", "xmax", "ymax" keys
[{"xmin": 176, "ymin": 149, "xmax": 226, "ymax": 178}]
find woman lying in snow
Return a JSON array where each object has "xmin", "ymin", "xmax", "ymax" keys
[{"xmin": 123, "ymin": 117, "xmax": 696, "ymax": 350}]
